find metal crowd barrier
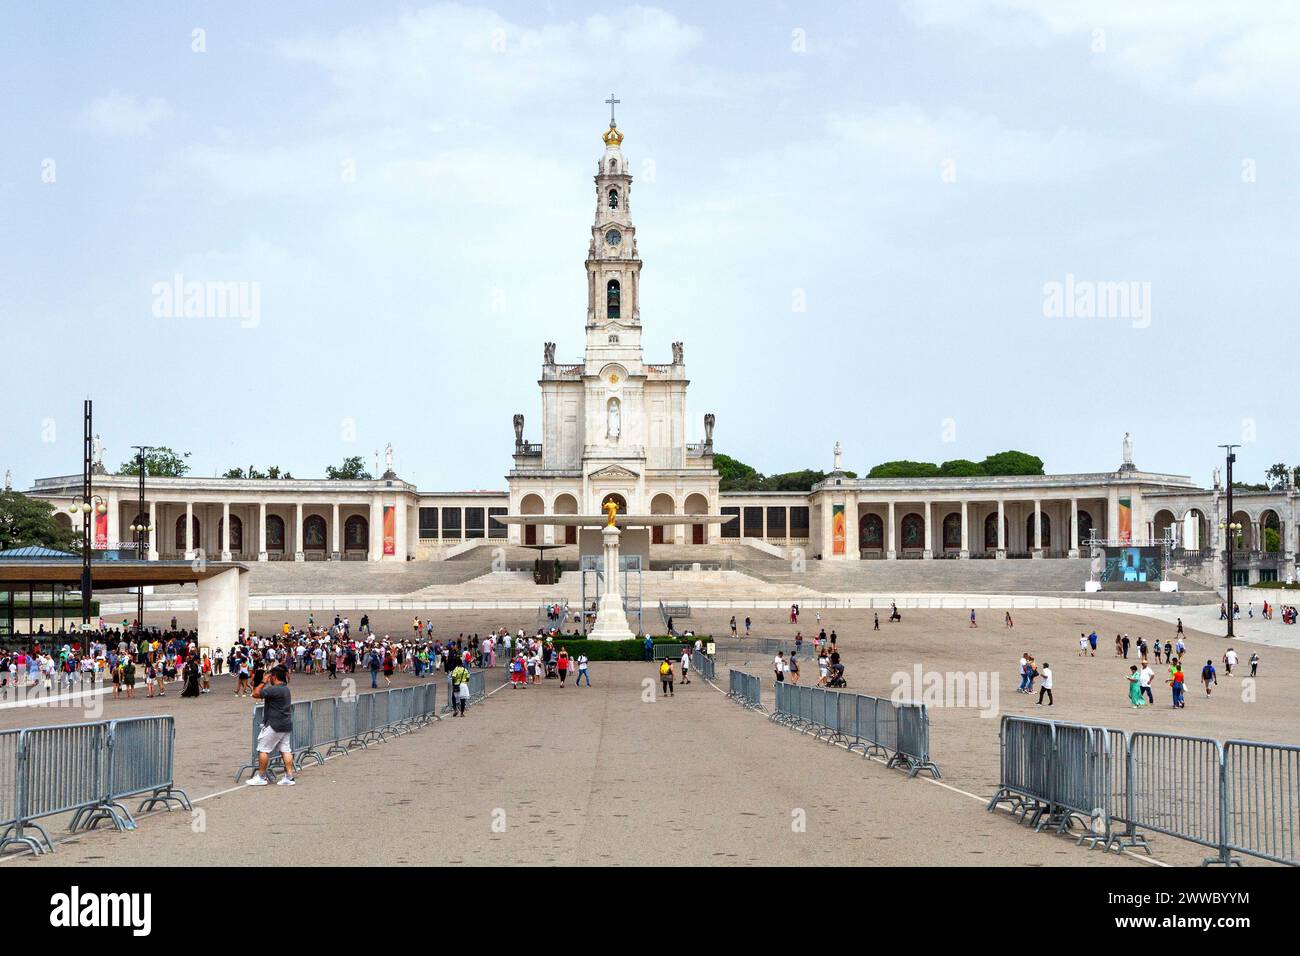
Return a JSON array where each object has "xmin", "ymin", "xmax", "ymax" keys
[
  {"xmin": 442, "ymin": 670, "xmax": 487, "ymax": 713},
  {"xmin": 726, "ymin": 670, "xmax": 763, "ymax": 711},
  {"xmin": 235, "ymin": 684, "xmax": 441, "ymax": 782},
  {"xmin": 1223, "ymin": 740, "xmax": 1300, "ymax": 866},
  {"xmin": 692, "ymin": 651, "xmax": 716, "ymax": 682},
  {"xmin": 990, "ymin": 717, "xmax": 1299, "ymax": 866},
  {"xmin": 769, "ymin": 682, "xmax": 940, "ymax": 778},
  {"xmin": 72, "ymin": 717, "xmax": 191, "ymax": 833},
  {"xmin": 0, "ymin": 717, "xmax": 189, "ymax": 857}
]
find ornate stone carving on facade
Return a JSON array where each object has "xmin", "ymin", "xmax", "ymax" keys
[
  {"xmin": 513, "ymin": 414, "xmax": 524, "ymax": 449},
  {"xmin": 703, "ymin": 413, "xmax": 715, "ymax": 448}
]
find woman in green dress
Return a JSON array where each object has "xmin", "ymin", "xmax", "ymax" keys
[{"xmin": 1127, "ymin": 665, "xmax": 1145, "ymax": 708}]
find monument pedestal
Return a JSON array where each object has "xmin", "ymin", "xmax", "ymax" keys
[{"xmin": 587, "ymin": 525, "xmax": 637, "ymax": 641}]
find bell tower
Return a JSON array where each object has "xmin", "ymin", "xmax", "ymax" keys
[{"xmin": 585, "ymin": 93, "xmax": 642, "ymax": 361}]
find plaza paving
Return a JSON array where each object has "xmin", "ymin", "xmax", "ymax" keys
[
  {"xmin": 4, "ymin": 605, "xmax": 1293, "ymax": 866},
  {"xmin": 1, "ymin": 662, "xmax": 1136, "ymax": 867}
]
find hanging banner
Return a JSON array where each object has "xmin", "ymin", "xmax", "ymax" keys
[
  {"xmin": 1118, "ymin": 497, "xmax": 1132, "ymax": 544},
  {"xmin": 382, "ymin": 505, "xmax": 395, "ymax": 556},
  {"xmin": 94, "ymin": 512, "xmax": 109, "ymax": 550},
  {"xmin": 832, "ymin": 504, "xmax": 846, "ymax": 556}
]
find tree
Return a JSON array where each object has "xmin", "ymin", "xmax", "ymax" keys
[
  {"xmin": 119, "ymin": 446, "xmax": 191, "ymax": 477},
  {"xmin": 0, "ymin": 491, "xmax": 77, "ymax": 552},
  {"xmin": 325, "ymin": 456, "xmax": 372, "ymax": 480},
  {"xmin": 980, "ymin": 450, "xmax": 1044, "ymax": 476},
  {"xmin": 1265, "ymin": 463, "xmax": 1290, "ymax": 490},
  {"xmin": 714, "ymin": 453, "xmax": 764, "ymax": 491},
  {"xmin": 867, "ymin": 460, "xmax": 941, "ymax": 479},
  {"xmin": 938, "ymin": 459, "xmax": 985, "ymax": 477}
]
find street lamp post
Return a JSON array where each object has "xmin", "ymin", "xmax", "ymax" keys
[
  {"xmin": 129, "ymin": 445, "xmax": 153, "ymax": 630},
  {"xmin": 1219, "ymin": 444, "xmax": 1239, "ymax": 638},
  {"xmin": 76, "ymin": 399, "xmax": 97, "ymax": 626}
]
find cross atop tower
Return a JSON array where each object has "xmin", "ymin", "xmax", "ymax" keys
[{"xmin": 605, "ymin": 92, "xmax": 620, "ymax": 126}]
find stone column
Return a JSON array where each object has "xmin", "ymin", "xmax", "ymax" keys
[
  {"xmin": 258, "ymin": 501, "xmax": 268, "ymax": 561},
  {"xmin": 147, "ymin": 499, "xmax": 158, "ymax": 561},
  {"xmin": 1069, "ymin": 497, "xmax": 1079, "ymax": 558},
  {"xmin": 820, "ymin": 497, "xmax": 832, "ymax": 559},
  {"xmin": 959, "ymin": 500, "xmax": 969, "ymax": 558},
  {"xmin": 922, "ymin": 501, "xmax": 933, "ymax": 559},
  {"xmin": 996, "ymin": 499, "xmax": 1006, "ymax": 558},
  {"xmin": 331, "ymin": 502, "xmax": 341, "ymax": 560},
  {"xmin": 395, "ymin": 501, "xmax": 408, "ymax": 561},
  {"xmin": 369, "ymin": 497, "xmax": 383, "ymax": 561},
  {"xmin": 1107, "ymin": 487, "xmax": 1120, "ymax": 542},
  {"xmin": 185, "ymin": 500, "xmax": 194, "ymax": 559},
  {"xmin": 294, "ymin": 502, "xmax": 305, "ymax": 561},
  {"xmin": 1032, "ymin": 497, "xmax": 1042, "ymax": 558},
  {"xmin": 220, "ymin": 502, "xmax": 231, "ymax": 561},
  {"xmin": 845, "ymin": 495, "xmax": 859, "ymax": 561},
  {"xmin": 588, "ymin": 525, "xmax": 635, "ymax": 640},
  {"xmin": 887, "ymin": 500, "xmax": 896, "ymax": 559}
]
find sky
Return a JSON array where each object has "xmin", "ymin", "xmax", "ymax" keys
[{"xmin": 2, "ymin": 0, "xmax": 1298, "ymax": 491}]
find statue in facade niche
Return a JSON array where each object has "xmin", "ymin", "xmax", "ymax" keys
[
  {"xmin": 513, "ymin": 414, "xmax": 525, "ymax": 448},
  {"xmin": 607, "ymin": 398, "xmax": 621, "ymax": 440}
]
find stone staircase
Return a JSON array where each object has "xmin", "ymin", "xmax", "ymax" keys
[
  {"xmin": 236, "ymin": 558, "xmax": 491, "ymax": 595},
  {"xmin": 732, "ymin": 556, "xmax": 1218, "ymax": 598},
  {"xmin": 445, "ymin": 541, "xmax": 781, "ymax": 569}
]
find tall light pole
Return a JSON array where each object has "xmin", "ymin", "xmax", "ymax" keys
[
  {"xmin": 1219, "ymin": 444, "xmax": 1239, "ymax": 638},
  {"xmin": 80, "ymin": 400, "xmax": 94, "ymax": 625},
  {"xmin": 129, "ymin": 445, "xmax": 153, "ymax": 630}
]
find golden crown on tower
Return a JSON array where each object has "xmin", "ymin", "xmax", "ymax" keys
[{"xmin": 602, "ymin": 121, "xmax": 624, "ymax": 147}]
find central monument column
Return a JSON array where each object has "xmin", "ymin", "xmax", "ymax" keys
[{"xmin": 588, "ymin": 523, "xmax": 637, "ymax": 641}]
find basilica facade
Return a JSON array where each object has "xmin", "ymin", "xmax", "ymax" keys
[
  {"xmin": 505, "ymin": 114, "xmax": 719, "ymax": 547},
  {"xmin": 20, "ymin": 115, "xmax": 1300, "ymax": 586}
]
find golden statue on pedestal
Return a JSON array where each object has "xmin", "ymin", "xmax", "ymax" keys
[{"xmin": 603, "ymin": 500, "xmax": 619, "ymax": 527}]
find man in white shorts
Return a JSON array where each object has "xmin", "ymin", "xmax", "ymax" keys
[
  {"xmin": 246, "ymin": 665, "xmax": 296, "ymax": 786},
  {"xmin": 680, "ymin": 648, "xmax": 691, "ymax": 684}
]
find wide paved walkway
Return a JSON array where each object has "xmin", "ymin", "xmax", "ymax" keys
[{"xmin": 5, "ymin": 664, "xmax": 1146, "ymax": 867}]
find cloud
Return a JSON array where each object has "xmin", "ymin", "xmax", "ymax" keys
[
  {"xmin": 276, "ymin": 3, "xmax": 704, "ymax": 127},
  {"xmin": 904, "ymin": 0, "xmax": 1300, "ymax": 102},
  {"xmin": 825, "ymin": 105, "xmax": 1160, "ymax": 185},
  {"xmin": 76, "ymin": 91, "xmax": 174, "ymax": 135}
]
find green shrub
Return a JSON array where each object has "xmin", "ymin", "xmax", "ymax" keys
[{"xmin": 524, "ymin": 636, "xmax": 707, "ymax": 661}]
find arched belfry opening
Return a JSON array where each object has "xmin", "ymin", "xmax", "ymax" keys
[{"xmin": 606, "ymin": 279, "xmax": 620, "ymax": 319}]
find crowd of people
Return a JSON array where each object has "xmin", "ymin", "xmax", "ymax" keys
[
  {"xmin": 1011, "ymin": 626, "xmax": 1263, "ymax": 711},
  {"xmin": 1220, "ymin": 599, "xmax": 1300, "ymax": 624},
  {"xmin": 0, "ymin": 627, "xmax": 208, "ymax": 699}
]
